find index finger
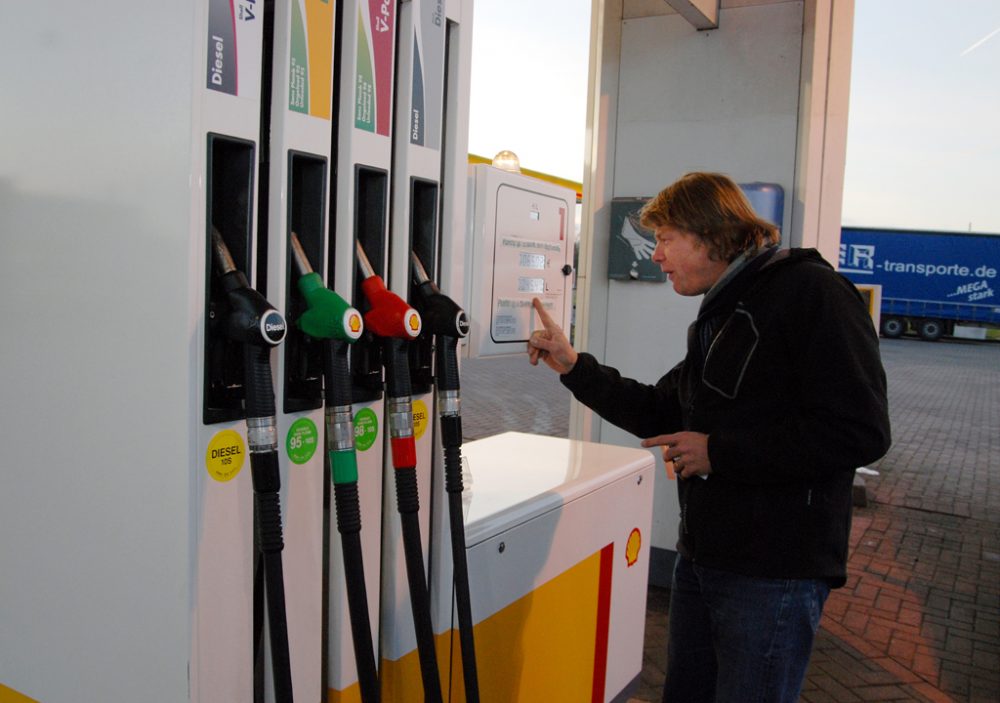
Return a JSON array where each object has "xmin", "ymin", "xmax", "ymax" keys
[
  {"xmin": 640, "ymin": 433, "xmax": 679, "ymax": 449},
  {"xmin": 532, "ymin": 297, "xmax": 559, "ymax": 331}
]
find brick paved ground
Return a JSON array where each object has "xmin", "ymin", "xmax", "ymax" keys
[{"xmin": 460, "ymin": 337, "xmax": 1000, "ymax": 702}]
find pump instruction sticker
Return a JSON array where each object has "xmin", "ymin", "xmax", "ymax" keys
[
  {"xmin": 355, "ymin": 0, "xmax": 395, "ymax": 135},
  {"xmin": 288, "ymin": 0, "xmax": 335, "ymax": 118},
  {"xmin": 286, "ymin": 418, "xmax": 319, "ymax": 464},
  {"xmin": 206, "ymin": 430, "xmax": 246, "ymax": 482},
  {"xmin": 409, "ymin": 0, "xmax": 444, "ymax": 147},
  {"xmin": 206, "ymin": 0, "xmax": 262, "ymax": 97}
]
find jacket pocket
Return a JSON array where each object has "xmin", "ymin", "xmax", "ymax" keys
[{"xmin": 702, "ymin": 308, "xmax": 758, "ymax": 400}]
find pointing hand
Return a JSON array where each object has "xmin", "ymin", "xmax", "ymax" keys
[{"xmin": 527, "ymin": 298, "xmax": 578, "ymax": 374}]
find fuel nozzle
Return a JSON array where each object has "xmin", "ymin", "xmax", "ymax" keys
[
  {"xmin": 355, "ymin": 241, "xmax": 421, "ymax": 469},
  {"xmin": 212, "ymin": 227, "xmax": 286, "ymax": 347},
  {"xmin": 410, "ymin": 253, "xmax": 469, "ymax": 340},
  {"xmin": 409, "ymin": 261, "xmax": 479, "ymax": 703},
  {"xmin": 355, "ymin": 241, "xmax": 422, "ymax": 341},
  {"xmin": 290, "ymin": 233, "xmax": 364, "ymax": 343}
]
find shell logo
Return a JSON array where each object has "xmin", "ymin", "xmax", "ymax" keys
[
  {"xmin": 625, "ymin": 528, "xmax": 642, "ymax": 567},
  {"xmin": 348, "ymin": 312, "xmax": 362, "ymax": 333},
  {"xmin": 347, "ymin": 310, "xmax": 363, "ymax": 339},
  {"xmin": 405, "ymin": 309, "xmax": 422, "ymax": 337}
]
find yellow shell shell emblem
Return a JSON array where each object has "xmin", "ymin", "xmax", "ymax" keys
[{"xmin": 625, "ymin": 528, "xmax": 642, "ymax": 567}]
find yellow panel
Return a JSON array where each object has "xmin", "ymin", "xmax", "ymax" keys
[
  {"xmin": 378, "ymin": 547, "xmax": 610, "ymax": 702},
  {"xmin": 379, "ymin": 632, "xmax": 452, "ymax": 703},
  {"xmin": 305, "ymin": 0, "xmax": 334, "ymax": 119},
  {"xmin": 0, "ymin": 684, "xmax": 39, "ymax": 703},
  {"xmin": 327, "ymin": 681, "xmax": 361, "ymax": 703},
  {"xmin": 472, "ymin": 550, "xmax": 602, "ymax": 702}
]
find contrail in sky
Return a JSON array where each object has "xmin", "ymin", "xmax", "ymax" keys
[{"xmin": 961, "ymin": 25, "xmax": 1000, "ymax": 56}]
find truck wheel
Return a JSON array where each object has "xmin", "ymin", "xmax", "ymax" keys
[
  {"xmin": 917, "ymin": 318, "xmax": 944, "ymax": 341},
  {"xmin": 881, "ymin": 316, "xmax": 905, "ymax": 338}
]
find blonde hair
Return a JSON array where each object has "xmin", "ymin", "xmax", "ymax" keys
[{"xmin": 640, "ymin": 172, "xmax": 780, "ymax": 262}]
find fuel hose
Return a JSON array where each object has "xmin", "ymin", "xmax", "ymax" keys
[
  {"xmin": 356, "ymin": 243, "xmax": 443, "ymax": 703},
  {"xmin": 289, "ymin": 234, "xmax": 379, "ymax": 703},
  {"xmin": 410, "ymin": 253, "xmax": 480, "ymax": 703},
  {"xmin": 211, "ymin": 228, "xmax": 294, "ymax": 703}
]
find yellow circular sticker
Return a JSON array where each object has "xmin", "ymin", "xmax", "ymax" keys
[
  {"xmin": 206, "ymin": 429, "xmax": 246, "ymax": 482},
  {"xmin": 412, "ymin": 399, "xmax": 430, "ymax": 440}
]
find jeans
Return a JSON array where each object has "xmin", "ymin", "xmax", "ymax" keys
[{"xmin": 662, "ymin": 556, "xmax": 830, "ymax": 703}]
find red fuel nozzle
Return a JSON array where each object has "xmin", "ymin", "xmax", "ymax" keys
[
  {"xmin": 355, "ymin": 242, "xmax": 421, "ymax": 339},
  {"xmin": 360, "ymin": 276, "xmax": 422, "ymax": 339}
]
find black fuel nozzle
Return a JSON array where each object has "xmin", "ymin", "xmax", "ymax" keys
[
  {"xmin": 410, "ymin": 253, "xmax": 469, "ymax": 341},
  {"xmin": 212, "ymin": 228, "xmax": 287, "ymax": 348},
  {"xmin": 409, "ymin": 261, "xmax": 479, "ymax": 703},
  {"xmin": 410, "ymin": 253, "xmax": 467, "ymax": 401}
]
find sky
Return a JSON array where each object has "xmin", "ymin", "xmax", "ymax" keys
[
  {"xmin": 467, "ymin": 0, "xmax": 1000, "ymax": 235},
  {"xmin": 467, "ymin": 1, "xmax": 592, "ymax": 181}
]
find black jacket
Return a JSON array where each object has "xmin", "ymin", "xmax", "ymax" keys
[{"xmin": 561, "ymin": 248, "xmax": 890, "ymax": 586}]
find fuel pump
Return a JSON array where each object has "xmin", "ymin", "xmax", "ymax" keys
[
  {"xmin": 327, "ymin": 0, "xmax": 399, "ymax": 693},
  {"xmin": 384, "ymin": 2, "xmax": 447, "ymax": 691},
  {"xmin": 261, "ymin": 0, "xmax": 340, "ymax": 696},
  {"xmin": 287, "ymin": 234, "xmax": 380, "ymax": 703},
  {"xmin": 355, "ymin": 242, "xmax": 443, "ymax": 703},
  {"xmin": 410, "ymin": 253, "xmax": 479, "ymax": 703},
  {"xmin": 210, "ymin": 228, "xmax": 294, "ymax": 703}
]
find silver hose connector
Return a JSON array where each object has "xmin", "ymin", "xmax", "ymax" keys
[
  {"xmin": 326, "ymin": 405, "xmax": 355, "ymax": 451},
  {"xmin": 246, "ymin": 416, "xmax": 278, "ymax": 453},
  {"xmin": 387, "ymin": 396, "xmax": 415, "ymax": 439}
]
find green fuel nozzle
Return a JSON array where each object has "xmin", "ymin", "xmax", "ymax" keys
[
  {"xmin": 289, "ymin": 233, "xmax": 364, "ymax": 343},
  {"xmin": 288, "ymin": 237, "xmax": 378, "ymax": 703},
  {"xmin": 286, "ymin": 233, "xmax": 362, "ymax": 485}
]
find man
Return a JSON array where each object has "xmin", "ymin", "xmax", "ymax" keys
[{"xmin": 527, "ymin": 172, "xmax": 890, "ymax": 702}]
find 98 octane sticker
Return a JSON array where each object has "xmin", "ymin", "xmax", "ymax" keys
[{"xmin": 205, "ymin": 429, "xmax": 246, "ymax": 482}]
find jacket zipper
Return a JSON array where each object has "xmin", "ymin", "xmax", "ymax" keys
[{"xmin": 681, "ymin": 396, "xmax": 695, "ymax": 536}]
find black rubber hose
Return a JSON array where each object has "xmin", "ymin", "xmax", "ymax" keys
[
  {"xmin": 435, "ymin": 336, "xmax": 461, "ymax": 393},
  {"xmin": 243, "ymin": 344, "xmax": 293, "ymax": 703},
  {"xmin": 384, "ymin": 338, "xmax": 413, "ymax": 399},
  {"xmin": 440, "ymin": 417, "xmax": 480, "ymax": 703},
  {"xmin": 396, "ymin": 467, "xmax": 443, "ymax": 703},
  {"xmin": 325, "ymin": 339, "xmax": 353, "ymax": 409},
  {"xmin": 245, "ymin": 345, "xmax": 277, "ymax": 421},
  {"xmin": 257, "ymin": 489, "xmax": 294, "ymax": 703},
  {"xmin": 334, "ymin": 481, "xmax": 380, "ymax": 703}
]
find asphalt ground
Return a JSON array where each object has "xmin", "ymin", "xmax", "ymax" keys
[{"xmin": 459, "ymin": 336, "xmax": 1000, "ymax": 702}]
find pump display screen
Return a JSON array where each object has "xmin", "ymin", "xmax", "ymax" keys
[
  {"xmin": 517, "ymin": 277, "xmax": 545, "ymax": 293},
  {"xmin": 519, "ymin": 252, "xmax": 546, "ymax": 270},
  {"xmin": 485, "ymin": 183, "xmax": 571, "ymax": 346}
]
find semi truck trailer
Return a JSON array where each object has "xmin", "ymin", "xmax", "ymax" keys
[{"xmin": 838, "ymin": 227, "xmax": 1000, "ymax": 341}]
